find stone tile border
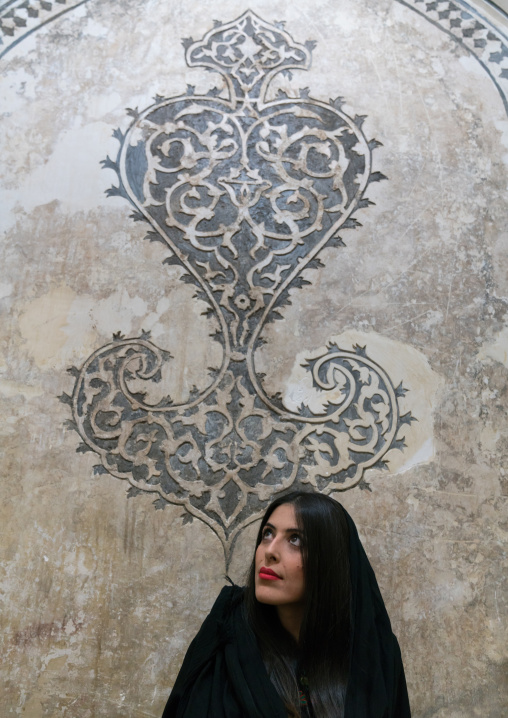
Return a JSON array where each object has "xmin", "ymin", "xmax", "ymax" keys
[
  {"xmin": 0, "ymin": 0, "xmax": 91, "ymax": 59},
  {"xmin": 402, "ymin": 0, "xmax": 508, "ymax": 112}
]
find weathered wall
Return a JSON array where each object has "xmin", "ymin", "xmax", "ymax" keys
[{"xmin": 1, "ymin": 0, "xmax": 507, "ymax": 715}]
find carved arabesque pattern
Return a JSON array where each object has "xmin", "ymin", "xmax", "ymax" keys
[{"xmin": 64, "ymin": 12, "xmax": 415, "ymax": 560}]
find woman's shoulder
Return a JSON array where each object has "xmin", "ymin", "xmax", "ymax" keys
[
  {"xmin": 206, "ymin": 583, "xmax": 245, "ymax": 623},
  {"xmin": 183, "ymin": 583, "xmax": 246, "ymax": 653},
  {"xmin": 213, "ymin": 582, "xmax": 244, "ymax": 608},
  {"xmin": 161, "ymin": 585, "xmax": 246, "ymax": 711}
]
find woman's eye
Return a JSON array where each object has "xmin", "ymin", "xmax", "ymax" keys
[
  {"xmin": 289, "ymin": 534, "xmax": 301, "ymax": 547},
  {"xmin": 262, "ymin": 528, "xmax": 273, "ymax": 540}
]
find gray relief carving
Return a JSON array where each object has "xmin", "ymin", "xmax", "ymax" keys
[{"xmin": 61, "ymin": 11, "xmax": 416, "ymax": 559}]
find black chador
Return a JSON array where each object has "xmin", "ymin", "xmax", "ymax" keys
[{"xmin": 162, "ymin": 509, "xmax": 411, "ymax": 718}]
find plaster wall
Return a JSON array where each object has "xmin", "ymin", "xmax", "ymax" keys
[{"xmin": 1, "ymin": 0, "xmax": 507, "ymax": 716}]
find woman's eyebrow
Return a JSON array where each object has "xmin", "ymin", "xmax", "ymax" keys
[{"xmin": 264, "ymin": 522, "xmax": 300, "ymax": 533}]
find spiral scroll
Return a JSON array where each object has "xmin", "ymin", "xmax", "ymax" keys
[{"xmin": 63, "ymin": 11, "xmax": 414, "ymax": 561}]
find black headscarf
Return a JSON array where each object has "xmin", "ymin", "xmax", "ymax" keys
[
  {"xmin": 162, "ymin": 507, "xmax": 411, "ymax": 718},
  {"xmin": 343, "ymin": 508, "xmax": 410, "ymax": 717}
]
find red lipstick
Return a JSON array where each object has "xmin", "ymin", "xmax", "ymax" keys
[{"xmin": 259, "ymin": 566, "xmax": 281, "ymax": 581}]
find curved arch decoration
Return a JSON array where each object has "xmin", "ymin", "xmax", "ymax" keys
[
  {"xmin": 3, "ymin": 1, "xmax": 506, "ymax": 560},
  {"xmin": 2, "ymin": 0, "xmax": 508, "ymax": 114}
]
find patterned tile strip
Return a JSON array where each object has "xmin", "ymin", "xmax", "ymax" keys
[
  {"xmin": 404, "ymin": 0, "xmax": 508, "ymax": 109},
  {"xmin": 0, "ymin": 0, "xmax": 91, "ymax": 58}
]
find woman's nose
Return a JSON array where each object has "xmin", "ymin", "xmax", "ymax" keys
[{"xmin": 264, "ymin": 538, "xmax": 279, "ymax": 562}]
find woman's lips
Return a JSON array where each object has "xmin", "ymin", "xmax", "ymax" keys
[{"xmin": 259, "ymin": 566, "xmax": 282, "ymax": 581}]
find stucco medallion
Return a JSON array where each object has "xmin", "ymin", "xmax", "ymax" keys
[{"xmin": 62, "ymin": 11, "xmax": 415, "ymax": 558}]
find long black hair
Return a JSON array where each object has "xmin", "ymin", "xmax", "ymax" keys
[{"xmin": 245, "ymin": 491, "xmax": 351, "ymax": 717}]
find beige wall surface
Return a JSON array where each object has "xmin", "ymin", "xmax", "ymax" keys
[{"xmin": 1, "ymin": 0, "xmax": 507, "ymax": 715}]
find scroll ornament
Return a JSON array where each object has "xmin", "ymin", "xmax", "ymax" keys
[{"xmin": 62, "ymin": 12, "xmax": 415, "ymax": 560}]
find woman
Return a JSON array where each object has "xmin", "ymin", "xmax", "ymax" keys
[{"xmin": 162, "ymin": 491, "xmax": 411, "ymax": 717}]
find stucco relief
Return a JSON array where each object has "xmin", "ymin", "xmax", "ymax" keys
[
  {"xmin": 62, "ymin": 12, "xmax": 416, "ymax": 558},
  {"xmin": 2, "ymin": 1, "xmax": 508, "ymax": 715}
]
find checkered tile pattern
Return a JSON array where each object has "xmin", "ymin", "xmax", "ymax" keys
[
  {"xmin": 0, "ymin": 0, "xmax": 84, "ymax": 54},
  {"xmin": 411, "ymin": 0, "xmax": 508, "ymax": 92}
]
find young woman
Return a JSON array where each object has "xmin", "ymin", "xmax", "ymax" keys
[{"xmin": 162, "ymin": 491, "xmax": 411, "ymax": 718}]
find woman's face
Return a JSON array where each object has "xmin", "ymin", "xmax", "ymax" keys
[{"xmin": 254, "ymin": 503, "xmax": 305, "ymax": 609}]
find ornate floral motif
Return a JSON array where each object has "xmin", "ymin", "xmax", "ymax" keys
[{"xmin": 64, "ymin": 12, "xmax": 415, "ymax": 560}]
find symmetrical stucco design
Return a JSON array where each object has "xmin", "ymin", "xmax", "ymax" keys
[
  {"xmin": 63, "ymin": 12, "xmax": 414, "ymax": 555},
  {"xmin": 2, "ymin": 0, "xmax": 508, "ymax": 714}
]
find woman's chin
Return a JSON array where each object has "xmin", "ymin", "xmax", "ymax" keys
[{"xmin": 255, "ymin": 584, "xmax": 279, "ymax": 605}]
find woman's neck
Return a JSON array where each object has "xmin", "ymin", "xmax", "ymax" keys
[{"xmin": 276, "ymin": 604, "xmax": 304, "ymax": 643}]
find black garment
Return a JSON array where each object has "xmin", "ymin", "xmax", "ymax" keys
[
  {"xmin": 343, "ymin": 510, "xmax": 411, "ymax": 718},
  {"xmin": 162, "ymin": 507, "xmax": 411, "ymax": 718},
  {"xmin": 162, "ymin": 585, "xmax": 286, "ymax": 718}
]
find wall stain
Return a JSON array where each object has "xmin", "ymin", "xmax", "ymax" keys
[{"xmin": 13, "ymin": 616, "xmax": 84, "ymax": 647}]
